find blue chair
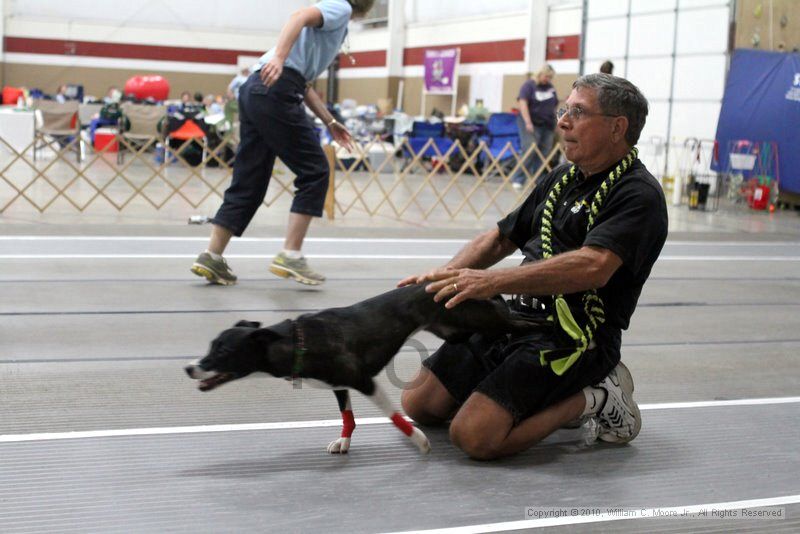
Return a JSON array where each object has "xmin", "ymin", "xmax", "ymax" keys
[
  {"xmin": 478, "ymin": 113, "xmax": 521, "ymax": 170},
  {"xmin": 404, "ymin": 121, "xmax": 454, "ymax": 161}
]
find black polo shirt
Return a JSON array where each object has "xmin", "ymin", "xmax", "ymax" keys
[{"xmin": 497, "ymin": 158, "xmax": 668, "ymax": 353}]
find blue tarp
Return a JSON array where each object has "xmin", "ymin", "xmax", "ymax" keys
[{"xmin": 713, "ymin": 49, "xmax": 800, "ymax": 193}]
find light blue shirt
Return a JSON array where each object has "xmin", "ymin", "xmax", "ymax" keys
[{"xmin": 256, "ymin": 0, "xmax": 352, "ymax": 83}]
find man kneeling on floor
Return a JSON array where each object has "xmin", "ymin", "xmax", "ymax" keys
[{"xmin": 399, "ymin": 74, "xmax": 668, "ymax": 460}]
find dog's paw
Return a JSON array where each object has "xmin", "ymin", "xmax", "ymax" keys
[
  {"xmin": 410, "ymin": 427, "xmax": 431, "ymax": 454},
  {"xmin": 327, "ymin": 437, "xmax": 351, "ymax": 454}
]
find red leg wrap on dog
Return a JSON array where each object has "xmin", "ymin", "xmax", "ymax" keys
[
  {"xmin": 341, "ymin": 410, "xmax": 356, "ymax": 438},
  {"xmin": 391, "ymin": 413, "xmax": 413, "ymax": 436}
]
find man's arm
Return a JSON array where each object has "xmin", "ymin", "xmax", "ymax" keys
[
  {"xmin": 427, "ymin": 245, "xmax": 622, "ymax": 309},
  {"xmin": 487, "ymin": 245, "xmax": 621, "ymax": 296},
  {"xmin": 397, "ymin": 227, "xmax": 517, "ymax": 287},
  {"xmin": 260, "ymin": 7, "xmax": 324, "ymax": 87},
  {"xmin": 445, "ymin": 228, "xmax": 518, "ymax": 270}
]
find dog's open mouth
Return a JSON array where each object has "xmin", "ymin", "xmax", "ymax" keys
[
  {"xmin": 197, "ymin": 372, "xmax": 236, "ymax": 391},
  {"xmin": 185, "ymin": 364, "xmax": 238, "ymax": 392}
]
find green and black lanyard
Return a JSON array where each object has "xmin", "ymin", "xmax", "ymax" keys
[{"xmin": 537, "ymin": 148, "xmax": 638, "ymax": 375}]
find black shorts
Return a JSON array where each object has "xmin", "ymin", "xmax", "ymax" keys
[
  {"xmin": 211, "ymin": 69, "xmax": 329, "ymax": 236},
  {"xmin": 423, "ymin": 329, "xmax": 618, "ymax": 424}
]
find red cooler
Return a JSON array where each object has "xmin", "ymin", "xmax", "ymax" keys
[{"xmin": 94, "ymin": 128, "xmax": 119, "ymax": 153}]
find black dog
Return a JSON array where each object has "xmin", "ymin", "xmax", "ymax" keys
[{"xmin": 185, "ymin": 284, "xmax": 545, "ymax": 454}]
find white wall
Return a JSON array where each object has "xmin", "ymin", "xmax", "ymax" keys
[
  {"xmin": 547, "ymin": 1, "xmax": 582, "ymax": 74},
  {"xmin": 404, "ymin": 0, "xmax": 529, "ymax": 23},
  {"xmin": 582, "ymin": 0, "xmax": 731, "ymax": 176},
  {"xmin": 7, "ymin": 0, "xmax": 308, "ymax": 33}
]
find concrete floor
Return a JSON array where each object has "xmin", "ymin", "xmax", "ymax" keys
[{"xmin": 1, "ymin": 200, "xmax": 799, "ymax": 533}]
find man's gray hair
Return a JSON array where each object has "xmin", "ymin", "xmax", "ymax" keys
[{"xmin": 573, "ymin": 74, "xmax": 649, "ymax": 146}]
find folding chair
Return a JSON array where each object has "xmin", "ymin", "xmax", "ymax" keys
[
  {"xmin": 478, "ymin": 112, "xmax": 521, "ymax": 177},
  {"xmin": 78, "ymin": 103, "xmax": 103, "ymax": 127},
  {"xmin": 164, "ymin": 110, "xmax": 209, "ymax": 167},
  {"xmin": 403, "ymin": 121, "xmax": 454, "ymax": 170},
  {"xmin": 117, "ymin": 103, "xmax": 166, "ymax": 164},
  {"xmin": 33, "ymin": 100, "xmax": 84, "ymax": 163}
]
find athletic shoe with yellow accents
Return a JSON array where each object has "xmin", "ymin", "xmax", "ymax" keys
[
  {"xmin": 269, "ymin": 252, "xmax": 325, "ymax": 286},
  {"xmin": 190, "ymin": 252, "xmax": 237, "ymax": 285}
]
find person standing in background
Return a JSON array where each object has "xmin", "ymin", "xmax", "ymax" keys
[
  {"xmin": 512, "ymin": 64, "xmax": 558, "ymax": 191},
  {"xmin": 228, "ymin": 68, "xmax": 251, "ymax": 100},
  {"xmin": 191, "ymin": 0, "xmax": 374, "ymax": 287}
]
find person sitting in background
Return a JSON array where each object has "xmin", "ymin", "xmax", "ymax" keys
[
  {"xmin": 54, "ymin": 85, "xmax": 69, "ymax": 103},
  {"xmin": 103, "ymin": 86, "xmax": 122, "ymax": 104},
  {"xmin": 204, "ymin": 94, "xmax": 223, "ymax": 115},
  {"xmin": 90, "ymin": 89, "xmax": 124, "ymax": 143},
  {"xmin": 511, "ymin": 64, "xmax": 558, "ymax": 190},
  {"xmin": 466, "ymin": 99, "xmax": 490, "ymax": 122},
  {"xmin": 180, "ymin": 92, "xmax": 204, "ymax": 115},
  {"xmin": 600, "ymin": 60, "xmax": 614, "ymax": 75}
]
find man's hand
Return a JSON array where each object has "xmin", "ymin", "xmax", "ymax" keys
[
  {"xmin": 525, "ymin": 122, "xmax": 534, "ymax": 133},
  {"xmin": 329, "ymin": 121, "xmax": 355, "ymax": 152},
  {"xmin": 422, "ymin": 268, "xmax": 499, "ymax": 309},
  {"xmin": 397, "ymin": 267, "xmax": 457, "ymax": 288},
  {"xmin": 260, "ymin": 56, "xmax": 285, "ymax": 87}
]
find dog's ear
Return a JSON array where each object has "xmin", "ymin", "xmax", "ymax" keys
[
  {"xmin": 263, "ymin": 319, "xmax": 293, "ymax": 339},
  {"xmin": 234, "ymin": 320, "xmax": 261, "ymax": 328},
  {"xmin": 250, "ymin": 319, "xmax": 293, "ymax": 350}
]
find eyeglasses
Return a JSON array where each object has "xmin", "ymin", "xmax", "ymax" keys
[{"xmin": 556, "ymin": 106, "xmax": 617, "ymax": 121}]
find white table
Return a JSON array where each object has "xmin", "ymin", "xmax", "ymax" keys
[{"xmin": 0, "ymin": 106, "xmax": 35, "ymax": 154}]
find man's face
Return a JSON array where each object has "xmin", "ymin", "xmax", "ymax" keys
[{"xmin": 557, "ymin": 87, "xmax": 618, "ymax": 170}]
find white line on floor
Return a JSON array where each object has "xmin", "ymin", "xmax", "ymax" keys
[
  {"xmin": 642, "ymin": 396, "xmax": 800, "ymax": 410},
  {"xmin": 1, "ymin": 254, "xmax": 799, "ymax": 261},
  {"xmin": 2, "ymin": 396, "xmax": 798, "ymax": 444},
  {"xmin": 381, "ymin": 494, "xmax": 800, "ymax": 533},
  {"xmin": 1, "ymin": 236, "xmax": 798, "ymax": 246},
  {"xmin": 0, "ymin": 236, "xmax": 469, "ymax": 244},
  {"xmin": 1, "ymin": 254, "xmax": 456, "ymax": 260}
]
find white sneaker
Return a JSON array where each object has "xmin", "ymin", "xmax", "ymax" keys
[
  {"xmin": 595, "ymin": 362, "xmax": 641, "ymax": 443},
  {"xmin": 512, "ymin": 181, "xmax": 523, "ymax": 191}
]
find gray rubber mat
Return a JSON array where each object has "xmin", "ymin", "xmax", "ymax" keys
[
  {"xmin": 1, "ymin": 404, "xmax": 798, "ymax": 533},
  {"xmin": 2, "ymin": 233, "xmax": 799, "ymax": 532}
]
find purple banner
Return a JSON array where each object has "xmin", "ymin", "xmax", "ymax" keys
[{"xmin": 423, "ymin": 49, "xmax": 459, "ymax": 94}]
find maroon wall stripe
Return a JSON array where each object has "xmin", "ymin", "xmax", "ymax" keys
[
  {"xmin": 5, "ymin": 36, "xmax": 527, "ymax": 68},
  {"xmin": 337, "ymin": 50, "xmax": 387, "ymax": 69},
  {"xmin": 403, "ymin": 39, "xmax": 526, "ymax": 65},
  {"xmin": 5, "ymin": 36, "xmax": 257, "ymax": 64},
  {"xmin": 546, "ymin": 35, "xmax": 580, "ymax": 60}
]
